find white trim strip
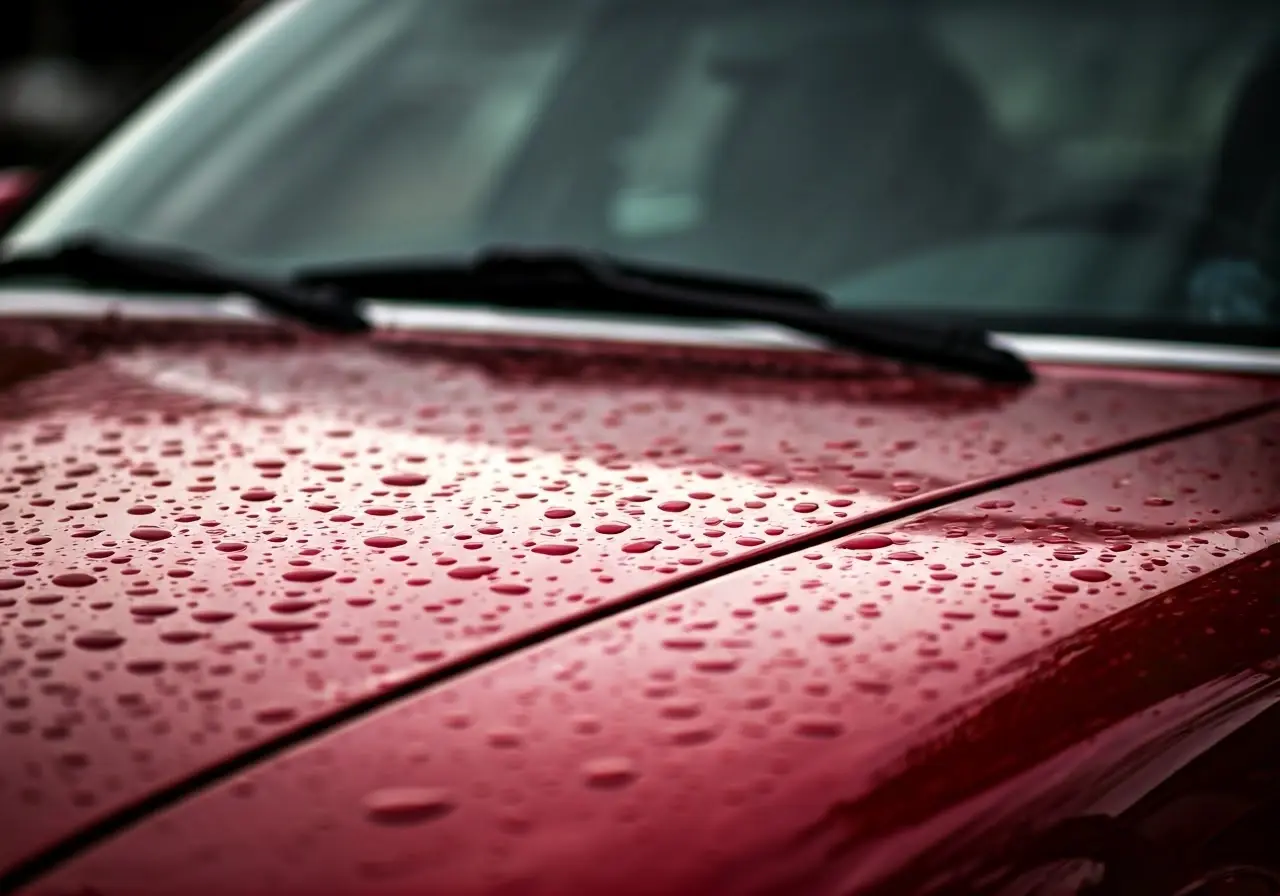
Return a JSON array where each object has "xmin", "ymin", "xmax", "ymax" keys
[
  {"xmin": 991, "ymin": 333, "xmax": 1280, "ymax": 375},
  {"xmin": 2, "ymin": 288, "xmax": 1279, "ymax": 375}
]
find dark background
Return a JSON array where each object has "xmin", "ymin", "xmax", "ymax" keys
[{"xmin": 0, "ymin": 0, "xmax": 257, "ymax": 169}]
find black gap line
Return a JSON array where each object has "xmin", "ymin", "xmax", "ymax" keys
[{"xmin": 4, "ymin": 396, "xmax": 1278, "ymax": 894}]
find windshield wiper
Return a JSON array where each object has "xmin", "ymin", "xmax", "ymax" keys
[
  {"xmin": 297, "ymin": 246, "xmax": 1034, "ymax": 384},
  {"xmin": 0, "ymin": 234, "xmax": 369, "ymax": 334},
  {"xmin": 0, "ymin": 239, "xmax": 1032, "ymax": 382}
]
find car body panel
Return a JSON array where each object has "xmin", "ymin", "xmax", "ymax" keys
[
  {"xmin": 1, "ymin": 309, "xmax": 1279, "ymax": 889},
  {"xmin": 18, "ymin": 399, "xmax": 1280, "ymax": 895}
]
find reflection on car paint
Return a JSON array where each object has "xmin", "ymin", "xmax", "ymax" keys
[{"xmin": 1, "ymin": 316, "xmax": 1280, "ymax": 893}]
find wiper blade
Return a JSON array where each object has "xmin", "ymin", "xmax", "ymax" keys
[
  {"xmin": 0, "ymin": 234, "xmax": 369, "ymax": 334},
  {"xmin": 299, "ymin": 246, "xmax": 1034, "ymax": 384}
]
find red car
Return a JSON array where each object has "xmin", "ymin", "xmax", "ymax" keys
[{"xmin": 2, "ymin": 1, "xmax": 1280, "ymax": 894}]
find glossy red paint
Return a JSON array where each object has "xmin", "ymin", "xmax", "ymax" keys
[{"xmin": 1, "ymin": 313, "xmax": 1279, "ymax": 893}]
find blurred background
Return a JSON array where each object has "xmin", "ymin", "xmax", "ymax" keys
[{"xmin": 0, "ymin": 0, "xmax": 258, "ymax": 169}]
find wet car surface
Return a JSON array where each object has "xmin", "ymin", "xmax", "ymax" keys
[
  {"xmin": 1, "ymin": 313, "xmax": 1278, "ymax": 893},
  {"xmin": 4, "ymin": 0, "xmax": 1280, "ymax": 892}
]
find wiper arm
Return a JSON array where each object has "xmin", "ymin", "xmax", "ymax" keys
[
  {"xmin": 0, "ymin": 234, "xmax": 369, "ymax": 334},
  {"xmin": 0, "ymin": 239, "xmax": 1032, "ymax": 382},
  {"xmin": 298, "ymin": 246, "xmax": 1034, "ymax": 384}
]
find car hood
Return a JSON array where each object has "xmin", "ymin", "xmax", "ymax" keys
[{"xmin": 0, "ymin": 310, "xmax": 1277, "ymax": 888}]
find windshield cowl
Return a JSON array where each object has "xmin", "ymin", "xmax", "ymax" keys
[{"xmin": 0, "ymin": 235, "xmax": 1035, "ymax": 383}]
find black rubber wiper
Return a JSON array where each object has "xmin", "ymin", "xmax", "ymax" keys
[
  {"xmin": 298, "ymin": 246, "xmax": 1034, "ymax": 383},
  {"xmin": 0, "ymin": 233, "xmax": 369, "ymax": 334}
]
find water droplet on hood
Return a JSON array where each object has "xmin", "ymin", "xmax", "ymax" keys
[
  {"xmin": 129, "ymin": 527, "xmax": 171, "ymax": 542},
  {"xmin": 282, "ymin": 568, "xmax": 336, "ymax": 583},
  {"xmin": 73, "ymin": 630, "xmax": 125, "ymax": 651},
  {"xmin": 531, "ymin": 544, "xmax": 578, "ymax": 556},
  {"xmin": 446, "ymin": 565, "xmax": 498, "ymax": 581},
  {"xmin": 249, "ymin": 618, "xmax": 319, "ymax": 635},
  {"xmin": 52, "ymin": 573, "xmax": 97, "ymax": 587},
  {"xmin": 581, "ymin": 757, "xmax": 639, "ymax": 789},
  {"xmin": 240, "ymin": 488, "xmax": 277, "ymax": 502},
  {"xmin": 362, "ymin": 786, "xmax": 455, "ymax": 825},
  {"xmin": 840, "ymin": 534, "xmax": 894, "ymax": 550},
  {"xmin": 793, "ymin": 716, "xmax": 845, "ymax": 738},
  {"xmin": 380, "ymin": 473, "xmax": 427, "ymax": 488},
  {"xmin": 364, "ymin": 536, "xmax": 407, "ymax": 549}
]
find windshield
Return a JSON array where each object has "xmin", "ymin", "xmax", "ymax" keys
[{"xmin": 4, "ymin": 0, "xmax": 1280, "ymax": 342}]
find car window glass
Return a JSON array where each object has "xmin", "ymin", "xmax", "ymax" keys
[{"xmin": 5, "ymin": 0, "xmax": 1280, "ymax": 341}]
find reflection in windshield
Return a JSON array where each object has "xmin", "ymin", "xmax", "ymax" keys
[{"xmin": 4, "ymin": 0, "xmax": 1280, "ymax": 339}]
